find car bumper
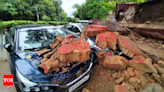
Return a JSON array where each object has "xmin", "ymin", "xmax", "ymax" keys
[{"xmin": 15, "ymin": 61, "xmax": 93, "ymax": 92}]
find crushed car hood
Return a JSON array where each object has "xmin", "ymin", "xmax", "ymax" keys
[{"xmin": 15, "ymin": 51, "xmax": 97, "ymax": 84}]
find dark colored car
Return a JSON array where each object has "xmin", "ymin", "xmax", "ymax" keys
[{"xmin": 4, "ymin": 25, "xmax": 97, "ymax": 92}]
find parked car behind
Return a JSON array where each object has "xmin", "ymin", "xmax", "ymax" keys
[
  {"xmin": 60, "ymin": 23, "xmax": 101, "ymax": 51},
  {"xmin": 4, "ymin": 24, "xmax": 97, "ymax": 92},
  {"xmin": 77, "ymin": 20, "xmax": 93, "ymax": 26},
  {"xmin": 60, "ymin": 23, "xmax": 83, "ymax": 38}
]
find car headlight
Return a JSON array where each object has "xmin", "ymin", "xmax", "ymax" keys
[{"xmin": 16, "ymin": 67, "xmax": 38, "ymax": 88}]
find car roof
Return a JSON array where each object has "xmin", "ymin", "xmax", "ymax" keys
[
  {"xmin": 68, "ymin": 23, "xmax": 83, "ymax": 26},
  {"xmin": 78, "ymin": 20, "xmax": 93, "ymax": 22},
  {"xmin": 12, "ymin": 24, "xmax": 55, "ymax": 30}
]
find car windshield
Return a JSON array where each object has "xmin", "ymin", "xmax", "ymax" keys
[
  {"xmin": 77, "ymin": 24, "xmax": 84, "ymax": 30},
  {"xmin": 18, "ymin": 28, "xmax": 66, "ymax": 51}
]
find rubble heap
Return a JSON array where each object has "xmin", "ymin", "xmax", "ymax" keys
[
  {"xmin": 37, "ymin": 35, "xmax": 90, "ymax": 74},
  {"xmin": 82, "ymin": 24, "xmax": 164, "ymax": 92}
]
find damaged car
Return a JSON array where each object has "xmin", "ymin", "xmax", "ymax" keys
[{"xmin": 4, "ymin": 25, "xmax": 97, "ymax": 92}]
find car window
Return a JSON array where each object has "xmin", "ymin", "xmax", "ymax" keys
[
  {"xmin": 73, "ymin": 26, "xmax": 80, "ymax": 33},
  {"xmin": 65, "ymin": 25, "xmax": 73, "ymax": 31},
  {"xmin": 9, "ymin": 28, "xmax": 15, "ymax": 46}
]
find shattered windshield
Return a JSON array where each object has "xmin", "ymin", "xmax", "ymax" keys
[{"xmin": 18, "ymin": 28, "xmax": 66, "ymax": 51}]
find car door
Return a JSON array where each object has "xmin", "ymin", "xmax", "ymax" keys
[{"xmin": 5, "ymin": 28, "xmax": 16, "ymax": 74}]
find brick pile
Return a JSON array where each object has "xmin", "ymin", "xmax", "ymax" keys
[
  {"xmin": 91, "ymin": 28, "xmax": 164, "ymax": 92},
  {"xmin": 37, "ymin": 35, "xmax": 91, "ymax": 74}
]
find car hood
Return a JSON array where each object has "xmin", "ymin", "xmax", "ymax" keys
[
  {"xmin": 15, "ymin": 50, "xmax": 97, "ymax": 83},
  {"xmin": 15, "ymin": 51, "xmax": 53, "ymax": 83}
]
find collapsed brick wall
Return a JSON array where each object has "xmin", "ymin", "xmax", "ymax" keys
[
  {"xmin": 134, "ymin": 0, "xmax": 164, "ymax": 23},
  {"xmin": 37, "ymin": 35, "xmax": 91, "ymax": 74}
]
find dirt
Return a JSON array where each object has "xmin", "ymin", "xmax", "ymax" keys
[{"xmin": 83, "ymin": 65, "xmax": 116, "ymax": 92}]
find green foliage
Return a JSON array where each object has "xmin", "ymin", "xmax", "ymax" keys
[
  {"xmin": 73, "ymin": 0, "xmax": 110, "ymax": 20},
  {"xmin": 41, "ymin": 15, "xmax": 51, "ymax": 21},
  {"xmin": 48, "ymin": 21, "xmax": 60, "ymax": 25},
  {"xmin": 67, "ymin": 17, "xmax": 78, "ymax": 22},
  {"xmin": 67, "ymin": 17, "xmax": 72, "ymax": 22},
  {"xmin": 73, "ymin": 0, "xmax": 148, "ymax": 20},
  {"xmin": 3, "ymin": 20, "xmax": 69, "ymax": 30},
  {"xmin": 3, "ymin": 0, "xmax": 67, "ymax": 21},
  {"xmin": 35, "ymin": 21, "xmax": 48, "ymax": 24}
]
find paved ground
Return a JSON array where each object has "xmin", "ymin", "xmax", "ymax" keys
[
  {"xmin": 83, "ymin": 65, "xmax": 116, "ymax": 92},
  {"xmin": 0, "ymin": 35, "xmax": 17, "ymax": 92}
]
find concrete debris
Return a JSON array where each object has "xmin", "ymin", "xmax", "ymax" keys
[
  {"xmin": 118, "ymin": 36, "xmax": 145, "ymax": 58},
  {"xmin": 93, "ymin": 18, "xmax": 126, "ymax": 32},
  {"xmin": 115, "ymin": 77, "xmax": 124, "ymax": 84},
  {"xmin": 137, "ymin": 42, "xmax": 164, "ymax": 62},
  {"xmin": 129, "ymin": 58, "xmax": 157, "ymax": 73},
  {"xmin": 145, "ymin": 77, "xmax": 155, "ymax": 83},
  {"xmin": 152, "ymin": 73, "xmax": 164, "ymax": 85},
  {"xmin": 139, "ymin": 83, "xmax": 164, "ymax": 92},
  {"xmin": 121, "ymin": 6, "xmax": 136, "ymax": 23}
]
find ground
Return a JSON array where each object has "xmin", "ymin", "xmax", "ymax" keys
[
  {"xmin": 83, "ymin": 65, "xmax": 116, "ymax": 92},
  {"xmin": 0, "ymin": 35, "xmax": 17, "ymax": 92}
]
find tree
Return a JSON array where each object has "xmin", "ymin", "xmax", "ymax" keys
[
  {"xmin": 41, "ymin": 15, "xmax": 51, "ymax": 21},
  {"xmin": 3, "ymin": 0, "xmax": 67, "ymax": 21},
  {"xmin": 67, "ymin": 17, "xmax": 72, "ymax": 22},
  {"xmin": 73, "ymin": 0, "xmax": 110, "ymax": 20},
  {"xmin": 50, "ymin": 0, "xmax": 67, "ymax": 21}
]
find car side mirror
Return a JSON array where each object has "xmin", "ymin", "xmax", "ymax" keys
[
  {"xmin": 4, "ymin": 43, "xmax": 12, "ymax": 52},
  {"xmin": 76, "ymin": 32, "xmax": 80, "ymax": 36}
]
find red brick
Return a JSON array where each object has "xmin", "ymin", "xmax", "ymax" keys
[
  {"xmin": 95, "ymin": 32, "xmax": 117, "ymax": 50},
  {"xmin": 64, "ymin": 34, "xmax": 74, "ymax": 39},
  {"xmin": 57, "ymin": 38, "xmax": 90, "ymax": 62},
  {"xmin": 114, "ymin": 85, "xmax": 135, "ymax": 92},
  {"xmin": 123, "ymin": 70, "xmax": 130, "ymax": 79},
  {"xmin": 134, "ymin": 70, "xmax": 140, "ymax": 76},
  {"xmin": 37, "ymin": 48, "xmax": 49, "ymax": 56},
  {"xmin": 118, "ymin": 36, "xmax": 144, "ymax": 58},
  {"xmin": 127, "ymin": 67, "xmax": 135, "ymax": 77},
  {"xmin": 42, "ymin": 59, "xmax": 60, "ymax": 74},
  {"xmin": 103, "ymin": 55, "xmax": 128, "ymax": 70}
]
